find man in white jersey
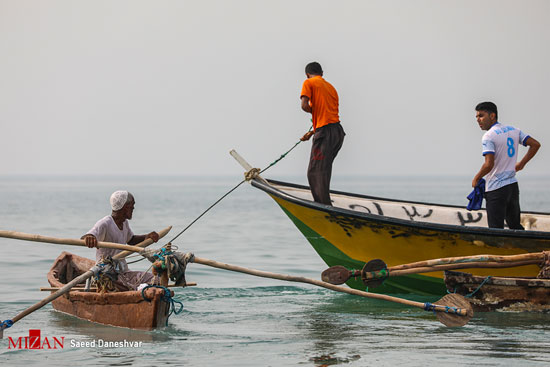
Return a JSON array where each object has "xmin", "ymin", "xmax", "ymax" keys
[
  {"xmin": 82, "ymin": 190, "xmax": 160, "ymax": 290},
  {"xmin": 472, "ymin": 102, "xmax": 541, "ymax": 229}
]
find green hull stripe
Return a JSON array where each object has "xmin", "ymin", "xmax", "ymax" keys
[{"xmin": 277, "ymin": 202, "xmax": 447, "ymax": 296}]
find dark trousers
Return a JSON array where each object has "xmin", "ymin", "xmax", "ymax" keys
[
  {"xmin": 307, "ymin": 123, "xmax": 345, "ymax": 205},
  {"xmin": 485, "ymin": 182, "xmax": 524, "ymax": 230}
]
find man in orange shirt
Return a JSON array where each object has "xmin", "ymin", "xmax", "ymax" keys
[{"xmin": 300, "ymin": 62, "xmax": 345, "ymax": 205}]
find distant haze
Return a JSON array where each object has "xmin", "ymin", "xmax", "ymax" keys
[{"xmin": 1, "ymin": 0, "xmax": 548, "ymax": 179}]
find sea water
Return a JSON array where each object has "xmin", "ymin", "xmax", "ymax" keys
[{"xmin": 1, "ymin": 175, "xmax": 550, "ymax": 366}]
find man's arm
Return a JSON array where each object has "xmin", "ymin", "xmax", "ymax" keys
[
  {"xmin": 516, "ymin": 137, "xmax": 541, "ymax": 172},
  {"xmin": 301, "ymin": 96, "xmax": 312, "ymax": 113},
  {"xmin": 472, "ymin": 154, "xmax": 495, "ymax": 187},
  {"xmin": 128, "ymin": 231, "xmax": 159, "ymax": 245}
]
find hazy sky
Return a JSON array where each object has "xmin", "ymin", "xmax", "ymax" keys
[{"xmin": 1, "ymin": 0, "xmax": 548, "ymax": 178}]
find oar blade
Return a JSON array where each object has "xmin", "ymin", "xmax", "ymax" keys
[
  {"xmin": 321, "ymin": 266, "xmax": 352, "ymax": 285},
  {"xmin": 434, "ymin": 293, "xmax": 474, "ymax": 327},
  {"xmin": 361, "ymin": 259, "xmax": 388, "ymax": 288}
]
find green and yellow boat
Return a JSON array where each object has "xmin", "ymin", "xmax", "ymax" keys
[{"xmin": 252, "ymin": 179, "xmax": 550, "ymax": 296}]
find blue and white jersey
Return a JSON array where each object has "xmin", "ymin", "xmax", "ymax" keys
[{"xmin": 482, "ymin": 122, "xmax": 530, "ymax": 192}]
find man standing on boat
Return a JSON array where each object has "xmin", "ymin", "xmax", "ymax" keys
[
  {"xmin": 299, "ymin": 61, "xmax": 345, "ymax": 205},
  {"xmin": 472, "ymin": 102, "xmax": 541, "ymax": 229},
  {"xmin": 82, "ymin": 190, "xmax": 160, "ymax": 290}
]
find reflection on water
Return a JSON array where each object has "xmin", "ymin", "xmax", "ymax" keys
[{"xmin": 49, "ymin": 311, "xmax": 170, "ymax": 343}]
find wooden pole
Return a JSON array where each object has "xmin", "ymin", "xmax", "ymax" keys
[
  {"xmin": 386, "ymin": 259, "xmax": 539, "ymax": 277},
  {"xmin": 0, "ymin": 226, "xmax": 171, "ymax": 338},
  {"xmin": 389, "ymin": 252, "xmax": 546, "ymax": 271},
  {"xmin": 192, "ymin": 256, "xmax": 471, "ymax": 319},
  {"xmin": 0, "ymin": 230, "xmax": 150, "ymax": 253}
]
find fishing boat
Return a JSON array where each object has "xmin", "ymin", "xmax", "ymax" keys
[
  {"xmin": 250, "ymin": 178, "xmax": 550, "ymax": 295},
  {"xmin": 47, "ymin": 252, "xmax": 171, "ymax": 329},
  {"xmin": 444, "ymin": 270, "xmax": 550, "ymax": 312}
]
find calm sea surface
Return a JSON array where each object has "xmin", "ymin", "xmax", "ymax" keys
[{"xmin": 1, "ymin": 175, "xmax": 550, "ymax": 366}]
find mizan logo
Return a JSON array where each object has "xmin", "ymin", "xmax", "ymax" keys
[{"xmin": 8, "ymin": 329, "xmax": 64, "ymax": 350}]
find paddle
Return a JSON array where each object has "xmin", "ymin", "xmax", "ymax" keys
[
  {"xmin": 0, "ymin": 226, "xmax": 171, "ymax": 338},
  {"xmin": 322, "ymin": 251, "xmax": 546, "ymax": 288},
  {"xmin": 191, "ymin": 256, "xmax": 473, "ymax": 327}
]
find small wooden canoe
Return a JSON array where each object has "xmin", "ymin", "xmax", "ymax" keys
[
  {"xmin": 47, "ymin": 252, "xmax": 171, "ymax": 329},
  {"xmin": 444, "ymin": 270, "xmax": 550, "ymax": 312}
]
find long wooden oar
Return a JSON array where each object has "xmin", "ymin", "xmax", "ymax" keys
[
  {"xmin": 191, "ymin": 256, "xmax": 473, "ymax": 327},
  {"xmin": 322, "ymin": 251, "xmax": 546, "ymax": 287},
  {"xmin": 0, "ymin": 230, "xmax": 153, "ymax": 253},
  {"xmin": 0, "ymin": 226, "xmax": 171, "ymax": 338}
]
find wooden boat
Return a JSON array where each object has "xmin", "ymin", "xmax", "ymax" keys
[
  {"xmin": 250, "ymin": 178, "xmax": 550, "ymax": 295},
  {"xmin": 444, "ymin": 270, "xmax": 550, "ymax": 312},
  {"xmin": 47, "ymin": 252, "xmax": 171, "ymax": 329}
]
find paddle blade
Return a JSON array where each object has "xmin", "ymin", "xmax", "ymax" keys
[
  {"xmin": 321, "ymin": 266, "xmax": 352, "ymax": 285},
  {"xmin": 361, "ymin": 259, "xmax": 388, "ymax": 288},
  {"xmin": 434, "ymin": 294, "xmax": 474, "ymax": 327}
]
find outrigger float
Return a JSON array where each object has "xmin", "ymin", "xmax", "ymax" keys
[{"xmin": 229, "ymin": 150, "xmax": 550, "ymax": 296}]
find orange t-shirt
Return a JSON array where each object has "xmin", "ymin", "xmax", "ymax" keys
[{"xmin": 300, "ymin": 76, "xmax": 340, "ymax": 130}]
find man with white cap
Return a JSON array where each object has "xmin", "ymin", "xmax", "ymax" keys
[{"xmin": 82, "ymin": 190, "xmax": 160, "ymax": 290}]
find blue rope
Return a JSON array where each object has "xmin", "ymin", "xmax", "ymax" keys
[
  {"xmin": 1, "ymin": 320, "xmax": 14, "ymax": 329},
  {"xmin": 424, "ymin": 302, "xmax": 436, "ymax": 312},
  {"xmin": 423, "ymin": 303, "xmax": 461, "ymax": 314},
  {"xmin": 141, "ymin": 285, "xmax": 184, "ymax": 325},
  {"xmin": 465, "ymin": 276, "xmax": 492, "ymax": 298},
  {"xmin": 153, "ymin": 248, "xmax": 173, "ymax": 262}
]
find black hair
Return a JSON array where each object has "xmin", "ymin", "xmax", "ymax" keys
[
  {"xmin": 305, "ymin": 62, "xmax": 323, "ymax": 76},
  {"xmin": 475, "ymin": 101, "xmax": 498, "ymax": 120}
]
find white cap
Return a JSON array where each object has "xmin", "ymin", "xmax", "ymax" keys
[{"xmin": 110, "ymin": 190, "xmax": 129, "ymax": 211}]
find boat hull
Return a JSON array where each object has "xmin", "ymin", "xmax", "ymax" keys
[
  {"xmin": 48, "ymin": 252, "xmax": 170, "ymax": 329},
  {"xmin": 253, "ymin": 180, "xmax": 550, "ymax": 296},
  {"xmin": 444, "ymin": 270, "xmax": 550, "ymax": 312}
]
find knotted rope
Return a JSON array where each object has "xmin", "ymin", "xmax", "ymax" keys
[
  {"xmin": 244, "ymin": 168, "xmax": 261, "ymax": 181},
  {"xmin": 141, "ymin": 285, "xmax": 184, "ymax": 325},
  {"xmin": 141, "ymin": 247, "xmax": 195, "ymax": 285},
  {"xmin": 423, "ymin": 303, "xmax": 461, "ymax": 314}
]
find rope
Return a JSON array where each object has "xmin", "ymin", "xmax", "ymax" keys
[
  {"xmin": 166, "ymin": 136, "xmax": 306, "ymax": 243},
  {"xmin": 423, "ymin": 303, "xmax": 460, "ymax": 314},
  {"xmin": 141, "ymin": 285, "xmax": 184, "ymax": 325},
  {"xmin": 465, "ymin": 276, "xmax": 492, "ymax": 298},
  {"xmin": 1, "ymin": 320, "xmax": 13, "ymax": 329}
]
